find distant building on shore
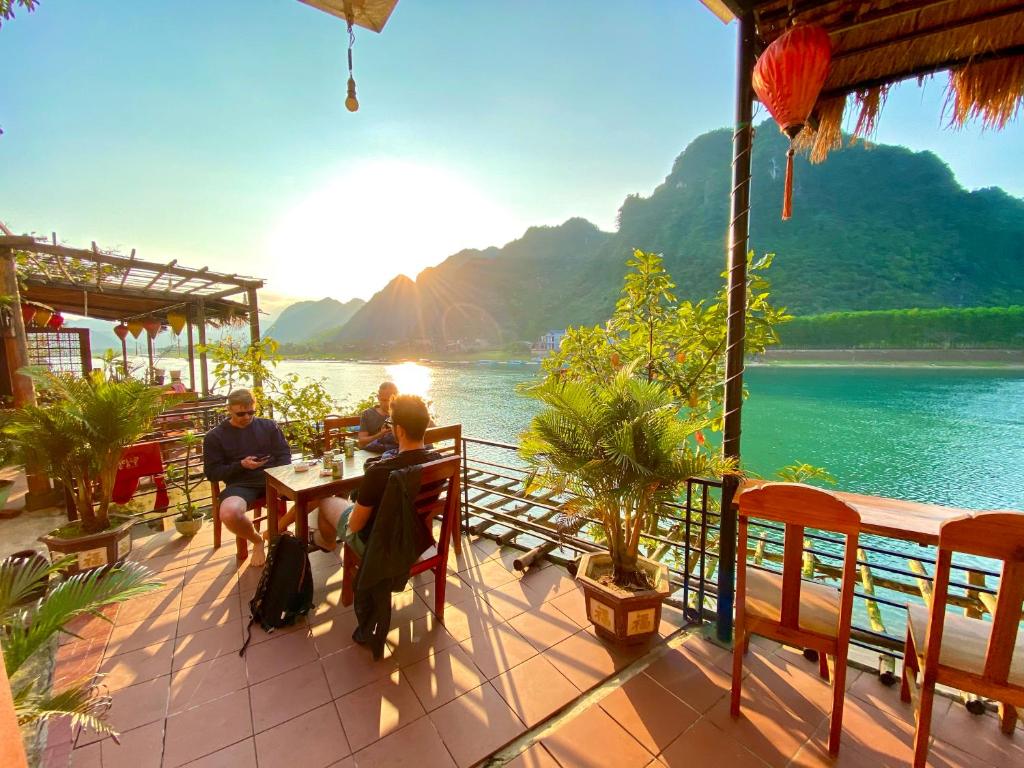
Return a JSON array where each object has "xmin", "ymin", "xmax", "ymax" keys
[{"xmin": 531, "ymin": 329, "xmax": 566, "ymax": 360}]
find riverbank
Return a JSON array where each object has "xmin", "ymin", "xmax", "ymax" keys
[{"xmin": 759, "ymin": 348, "xmax": 1024, "ymax": 368}]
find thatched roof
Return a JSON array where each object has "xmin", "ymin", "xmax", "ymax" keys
[
  {"xmin": 0, "ymin": 233, "xmax": 262, "ymax": 323},
  {"xmin": 297, "ymin": 0, "xmax": 398, "ymax": 32},
  {"xmin": 702, "ymin": 1, "xmax": 1024, "ymax": 161}
]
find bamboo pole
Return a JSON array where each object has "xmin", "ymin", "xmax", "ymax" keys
[
  {"xmin": 196, "ymin": 298, "xmax": 209, "ymax": 396},
  {"xmin": 857, "ymin": 548, "xmax": 887, "ymax": 634},
  {"xmin": 908, "ymin": 559, "xmax": 933, "ymax": 608}
]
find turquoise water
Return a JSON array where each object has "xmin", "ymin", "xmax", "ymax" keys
[{"xmin": 270, "ymin": 360, "xmax": 1023, "ymax": 510}]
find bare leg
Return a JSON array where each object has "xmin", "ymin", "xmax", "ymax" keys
[
  {"xmin": 219, "ymin": 496, "xmax": 266, "ymax": 567},
  {"xmin": 263, "ymin": 504, "xmax": 299, "ymax": 542},
  {"xmin": 313, "ymin": 497, "xmax": 349, "ymax": 552}
]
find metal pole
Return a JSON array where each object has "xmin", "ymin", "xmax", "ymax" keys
[
  {"xmin": 717, "ymin": 9, "xmax": 756, "ymax": 644},
  {"xmin": 186, "ymin": 303, "xmax": 197, "ymax": 392},
  {"xmin": 120, "ymin": 332, "xmax": 128, "ymax": 377},
  {"xmin": 197, "ymin": 298, "xmax": 209, "ymax": 396},
  {"xmin": 247, "ymin": 287, "xmax": 262, "ymax": 392}
]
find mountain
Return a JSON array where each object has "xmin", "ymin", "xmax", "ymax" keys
[
  {"xmin": 328, "ymin": 219, "xmax": 610, "ymax": 346},
  {"xmin": 265, "ymin": 297, "xmax": 365, "ymax": 344},
  {"xmin": 283, "ymin": 124, "xmax": 1024, "ymax": 349}
]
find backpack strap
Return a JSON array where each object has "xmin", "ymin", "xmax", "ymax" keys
[{"xmin": 239, "ymin": 617, "xmax": 255, "ymax": 657}]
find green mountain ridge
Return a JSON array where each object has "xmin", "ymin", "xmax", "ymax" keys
[
  {"xmin": 265, "ymin": 297, "xmax": 365, "ymax": 344},
  {"xmin": 279, "ymin": 123, "xmax": 1024, "ymax": 349}
]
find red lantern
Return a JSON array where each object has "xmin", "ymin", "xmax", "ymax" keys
[
  {"xmin": 143, "ymin": 319, "xmax": 161, "ymax": 338},
  {"xmin": 114, "ymin": 323, "xmax": 130, "ymax": 341},
  {"xmin": 47, "ymin": 314, "xmax": 65, "ymax": 330},
  {"xmin": 20, "ymin": 304, "xmax": 36, "ymax": 327},
  {"xmin": 752, "ymin": 24, "xmax": 832, "ymax": 220}
]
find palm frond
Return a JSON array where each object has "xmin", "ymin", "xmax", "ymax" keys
[
  {"xmin": 14, "ymin": 676, "xmax": 115, "ymax": 737},
  {"xmin": 3, "ymin": 562, "xmax": 160, "ymax": 678},
  {"xmin": 0, "ymin": 554, "xmax": 74, "ymax": 620}
]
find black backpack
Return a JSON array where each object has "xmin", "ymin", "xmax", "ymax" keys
[{"xmin": 239, "ymin": 533, "xmax": 313, "ymax": 656}]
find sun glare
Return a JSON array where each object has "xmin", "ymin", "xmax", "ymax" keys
[
  {"xmin": 387, "ymin": 361, "xmax": 432, "ymax": 400},
  {"xmin": 266, "ymin": 160, "xmax": 525, "ymax": 302}
]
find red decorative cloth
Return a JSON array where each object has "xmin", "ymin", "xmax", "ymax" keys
[{"xmin": 113, "ymin": 441, "xmax": 170, "ymax": 511}]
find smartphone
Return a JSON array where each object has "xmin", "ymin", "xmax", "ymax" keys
[{"xmin": 255, "ymin": 454, "xmax": 271, "ymax": 462}]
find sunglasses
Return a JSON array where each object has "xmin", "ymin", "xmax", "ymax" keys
[{"xmin": 231, "ymin": 410, "xmax": 256, "ymax": 418}]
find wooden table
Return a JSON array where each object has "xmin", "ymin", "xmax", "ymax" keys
[
  {"xmin": 736, "ymin": 479, "xmax": 978, "ymax": 546},
  {"xmin": 264, "ymin": 451, "xmax": 372, "ymax": 544}
]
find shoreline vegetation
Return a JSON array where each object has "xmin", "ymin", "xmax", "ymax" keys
[{"xmin": 138, "ymin": 347, "xmax": 1024, "ymax": 370}]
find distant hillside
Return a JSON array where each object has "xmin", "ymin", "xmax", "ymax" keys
[
  {"xmin": 265, "ymin": 297, "xmax": 365, "ymax": 344},
  {"xmin": 277, "ymin": 123, "xmax": 1024, "ymax": 349}
]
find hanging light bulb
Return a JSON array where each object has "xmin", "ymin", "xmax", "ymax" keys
[{"xmin": 344, "ymin": 17, "xmax": 359, "ymax": 112}]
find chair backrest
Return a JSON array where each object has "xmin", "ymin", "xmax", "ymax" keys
[
  {"xmin": 423, "ymin": 424, "xmax": 462, "ymax": 459},
  {"xmin": 737, "ymin": 482, "xmax": 861, "ymax": 636},
  {"xmin": 410, "ymin": 456, "xmax": 461, "ymax": 553},
  {"xmin": 927, "ymin": 511, "xmax": 1024, "ymax": 687},
  {"xmin": 323, "ymin": 415, "xmax": 361, "ymax": 451}
]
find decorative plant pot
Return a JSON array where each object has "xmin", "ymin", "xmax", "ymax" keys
[
  {"xmin": 0, "ymin": 478, "xmax": 18, "ymax": 519},
  {"xmin": 174, "ymin": 517, "xmax": 204, "ymax": 537},
  {"xmin": 576, "ymin": 552, "xmax": 670, "ymax": 646},
  {"xmin": 39, "ymin": 519, "xmax": 134, "ymax": 576}
]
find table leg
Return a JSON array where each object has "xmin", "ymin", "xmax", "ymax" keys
[
  {"xmin": 295, "ymin": 496, "xmax": 309, "ymax": 545},
  {"xmin": 451, "ymin": 505, "xmax": 462, "ymax": 556},
  {"xmin": 267, "ymin": 484, "xmax": 280, "ymax": 538}
]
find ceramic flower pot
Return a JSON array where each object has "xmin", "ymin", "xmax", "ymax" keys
[
  {"xmin": 39, "ymin": 518, "xmax": 134, "ymax": 575},
  {"xmin": 576, "ymin": 551, "xmax": 670, "ymax": 645},
  {"xmin": 174, "ymin": 517, "xmax": 204, "ymax": 537}
]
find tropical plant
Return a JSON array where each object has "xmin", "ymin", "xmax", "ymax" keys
[
  {"xmin": 3, "ymin": 371, "xmax": 166, "ymax": 534},
  {"xmin": 776, "ymin": 462, "xmax": 836, "ymax": 485},
  {"xmin": 165, "ymin": 432, "xmax": 205, "ymax": 521},
  {"xmin": 0, "ymin": 554, "xmax": 160, "ymax": 740},
  {"xmin": 0, "ymin": 0, "xmax": 38, "ymax": 29},
  {"xmin": 520, "ymin": 365, "xmax": 731, "ymax": 589},
  {"xmin": 542, "ymin": 249, "xmax": 790, "ymax": 432}
]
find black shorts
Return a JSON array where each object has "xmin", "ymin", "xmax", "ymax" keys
[{"xmin": 219, "ymin": 484, "xmax": 265, "ymax": 509}]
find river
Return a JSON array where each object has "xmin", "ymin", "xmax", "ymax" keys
[{"xmin": 259, "ymin": 360, "xmax": 1023, "ymax": 510}]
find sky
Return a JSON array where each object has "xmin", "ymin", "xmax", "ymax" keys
[{"xmin": 1, "ymin": 1, "xmax": 1022, "ymax": 320}]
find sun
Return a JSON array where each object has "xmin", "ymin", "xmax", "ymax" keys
[
  {"xmin": 266, "ymin": 159, "xmax": 525, "ymax": 302},
  {"xmin": 386, "ymin": 361, "xmax": 432, "ymax": 400}
]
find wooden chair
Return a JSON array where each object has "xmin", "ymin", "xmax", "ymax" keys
[
  {"xmin": 732, "ymin": 482, "xmax": 861, "ymax": 757},
  {"xmin": 340, "ymin": 455, "xmax": 461, "ymax": 620},
  {"xmin": 900, "ymin": 511, "xmax": 1024, "ymax": 768},
  {"xmin": 423, "ymin": 424, "xmax": 463, "ymax": 553},
  {"xmin": 211, "ymin": 480, "xmax": 287, "ymax": 562},
  {"xmin": 323, "ymin": 415, "xmax": 360, "ymax": 452}
]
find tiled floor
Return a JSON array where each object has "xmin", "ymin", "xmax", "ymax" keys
[{"xmin": 51, "ymin": 527, "xmax": 1022, "ymax": 768}]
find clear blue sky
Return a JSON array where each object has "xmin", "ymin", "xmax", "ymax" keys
[{"xmin": 2, "ymin": 1, "xmax": 1021, "ymax": 315}]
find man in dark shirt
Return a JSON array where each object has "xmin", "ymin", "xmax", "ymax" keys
[
  {"xmin": 203, "ymin": 388, "xmax": 306, "ymax": 567},
  {"xmin": 357, "ymin": 381, "xmax": 398, "ymax": 452},
  {"xmin": 345, "ymin": 394, "xmax": 440, "ymax": 552}
]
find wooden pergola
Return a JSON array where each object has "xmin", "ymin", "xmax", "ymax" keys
[
  {"xmin": 700, "ymin": 0, "xmax": 1024, "ymax": 642},
  {"xmin": 0, "ymin": 227, "xmax": 265, "ymax": 404}
]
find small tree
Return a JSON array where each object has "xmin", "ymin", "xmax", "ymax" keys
[
  {"xmin": 4, "ymin": 372, "xmax": 166, "ymax": 533},
  {"xmin": 165, "ymin": 432, "xmax": 205, "ymax": 521}
]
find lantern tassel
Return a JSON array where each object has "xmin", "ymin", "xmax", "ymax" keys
[{"xmin": 782, "ymin": 146, "xmax": 795, "ymax": 221}]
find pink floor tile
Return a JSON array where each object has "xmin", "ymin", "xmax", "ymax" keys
[
  {"xmin": 114, "ymin": 591, "xmax": 181, "ymax": 626},
  {"xmin": 321, "ymin": 644, "xmax": 400, "ymax": 699},
  {"xmin": 243, "ymin": 627, "xmax": 320, "ymax": 685},
  {"xmin": 105, "ymin": 613, "xmax": 178, "ymax": 658},
  {"xmin": 172, "ymin": 621, "xmax": 244, "ymax": 671},
  {"xmin": 176, "ymin": 598, "xmax": 242, "ymax": 636},
  {"xmin": 929, "ymin": 697, "xmax": 1024, "ymax": 766},
  {"xmin": 254, "ymin": 701, "xmax": 350, "ymax": 768},
  {"xmin": 169, "ymin": 652, "xmax": 249, "ymax": 714},
  {"xmin": 542, "ymin": 704, "xmax": 653, "ymax": 768},
  {"xmin": 456, "ymin": 622, "xmax": 538, "ymax": 679},
  {"xmin": 643, "ymin": 637, "xmax": 732, "ymax": 714},
  {"xmin": 309, "ymin": 610, "xmax": 361, "ymax": 657},
  {"xmin": 432, "ymin": 596, "xmax": 506, "ymax": 642},
  {"xmin": 480, "ymin": 580, "xmax": 547, "ymax": 621},
  {"xmin": 249, "ymin": 659, "xmax": 332, "ymax": 732},
  {"xmin": 429, "ymin": 682, "xmax": 526, "ymax": 768},
  {"xmin": 99, "ymin": 640, "xmax": 174, "ymax": 691},
  {"xmin": 598, "ymin": 672, "xmax": 700, "ymax": 755},
  {"xmin": 334, "ymin": 670, "xmax": 426, "ymax": 752},
  {"xmin": 658, "ymin": 719, "xmax": 768, "ymax": 768},
  {"xmin": 69, "ymin": 742, "xmax": 102, "ymax": 768},
  {"xmin": 351, "ymin": 716, "xmax": 456, "ymax": 768},
  {"xmin": 179, "ymin": 738, "xmax": 257, "ymax": 768},
  {"xmin": 163, "ymin": 688, "xmax": 254, "ymax": 767},
  {"xmin": 99, "ymin": 720, "xmax": 164, "ymax": 768},
  {"xmin": 385, "ymin": 613, "xmax": 459, "ymax": 668},
  {"xmin": 403, "ymin": 645, "xmax": 488, "ymax": 711},
  {"xmin": 505, "ymin": 743, "xmax": 560, "ymax": 768},
  {"xmin": 507, "ymin": 602, "xmax": 582, "ymax": 652},
  {"xmin": 491, "ymin": 654, "xmax": 581, "ymax": 727}
]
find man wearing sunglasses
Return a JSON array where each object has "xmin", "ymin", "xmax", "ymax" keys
[{"xmin": 202, "ymin": 388, "xmax": 292, "ymax": 567}]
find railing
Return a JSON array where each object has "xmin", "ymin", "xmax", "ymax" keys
[{"xmin": 458, "ymin": 436, "xmax": 722, "ymax": 623}]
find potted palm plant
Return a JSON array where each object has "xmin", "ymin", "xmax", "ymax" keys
[
  {"xmin": 4, "ymin": 371, "xmax": 166, "ymax": 574},
  {"xmin": 0, "ymin": 553, "xmax": 160, "ymax": 762},
  {"xmin": 520, "ymin": 367, "xmax": 730, "ymax": 644},
  {"xmin": 166, "ymin": 432, "xmax": 206, "ymax": 536}
]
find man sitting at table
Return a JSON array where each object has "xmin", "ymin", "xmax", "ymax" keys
[
  {"xmin": 203, "ymin": 388, "xmax": 346, "ymax": 567},
  {"xmin": 357, "ymin": 381, "xmax": 399, "ymax": 453}
]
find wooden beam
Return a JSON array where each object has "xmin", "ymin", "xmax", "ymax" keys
[
  {"xmin": 186, "ymin": 303, "xmax": 197, "ymax": 393},
  {"xmin": 197, "ymin": 298, "xmax": 209, "ymax": 396},
  {"xmin": 247, "ymin": 286, "xmax": 262, "ymax": 390},
  {"xmin": 91, "ymin": 242, "xmax": 105, "ymax": 291},
  {"xmin": 119, "ymin": 248, "xmax": 136, "ymax": 288},
  {"xmin": 169, "ymin": 266, "xmax": 207, "ymax": 292},
  {"xmin": 143, "ymin": 259, "xmax": 178, "ymax": 289}
]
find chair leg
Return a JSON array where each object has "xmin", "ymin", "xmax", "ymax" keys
[
  {"xmin": 235, "ymin": 536, "xmax": 248, "ymax": 562},
  {"xmin": 901, "ymin": 628, "xmax": 917, "ymax": 704},
  {"xmin": 912, "ymin": 679, "xmax": 937, "ymax": 768},
  {"xmin": 730, "ymin": 630, "xmax": 745, "ymax": 717},
  {"xmin": 999, "ymin": 702, "xmax": 1018, "ymax": 735},
  {"xmin": 341, "ymin": 545, "xmax": 356, "ymax": 607},
  {"xmin": 213, "ymin": 508, "xmax": 222, "ymax": 549},
  {"xmin": 828, "ymin": 654, "xmax": 848, "ymax": 756},
  {"xmin": 819, "ymin": 652, "xmax": 830, "ymax": 682},
  {"xmin": 434, "ymin": 567, "xmax": 447, "ymax": 623}
]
